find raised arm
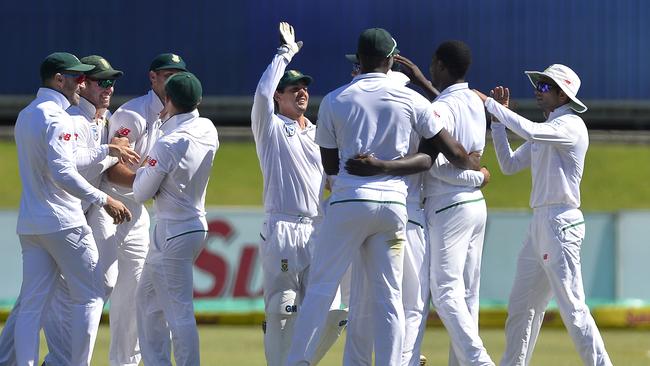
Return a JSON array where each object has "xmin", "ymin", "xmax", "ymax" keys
[
  {"xmin": 251, "ymin": 22, "xmax": 303, "ymax": 139},
  {"xmin": 476, "ymin": 86, "xmax": 578, "ymax": 145},
  {"xmin": 393, "ymin": 54, "xmax": 439, "ymax": 101}
]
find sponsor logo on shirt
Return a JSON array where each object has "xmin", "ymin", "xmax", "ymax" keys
[
  {"xmin": 433, "ymin": 110, "xmax": 441, "ymax": 118},
  {"xmin": 144, "ymin": 156, "xmax": 157, "ymax": 167},
  {"xmin": 58, "ymin": 132, "xmax": 78, "ymax": 141},
  {"xmin": 117, "ymin": 126, "xmax": 131, "ymax": 137}
]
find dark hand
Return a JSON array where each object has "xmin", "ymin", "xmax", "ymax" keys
[
  {"xmin": 345, "ymin": 154, "xmax": 386, "ymax": 176},
  {"xmin": 468, "ymin": 151, "xmax": 482, "ymax": 171},
  {"xmin": 393, "ymin": 55, "xmax": 427, "ymax": 85}
]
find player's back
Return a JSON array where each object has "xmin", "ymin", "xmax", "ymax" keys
[
  {"xmin": 317, "ymin": 72, "xmax": 438, "ymax": 197},
  {"xmin": 151, "ymin": 113, "xmax": 219, "ymax": 222}
]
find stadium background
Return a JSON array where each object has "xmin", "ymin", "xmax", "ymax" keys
[{"xmin": 0, "ymin": 0, "xmax": 649, "ymax": 364}]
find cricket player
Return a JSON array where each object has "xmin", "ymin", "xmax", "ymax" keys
[
  {"xmin": 473, "ymin": 64, "xmax": 612, "ymax": 365},
  {"xmin": 423, "ymin": 41, "xmax": 494, "ymax": 366},
  {"xmin": 41, "ymin": 55, "xmax": 125, "ymax": 366},
  {"xmin": 102, "ymin": 53, "xmax": 188, "ymax": 366},
  {"xmin": 4, "ymin": 52, "xmax": 133, "ymax": 366},
  {"xmin": 340, "ymin": 55, "xmax": 432, "ymax": 366},
  {"xmin": 131, "ymin": 71, "xmax": 218, "ymax": 366},
  {"xmin": 286, "ymin": 28, "xmax": 479, "ymax": 366},
  {"xmin": 252, "ymin": 22, "xmax": 346, "ymax": 366}
]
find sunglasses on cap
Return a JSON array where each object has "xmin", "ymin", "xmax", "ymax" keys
[
  {"xmin": 535, "ymin": 81, "xmax": 557, "ymax": 93},
  {"xmin": 89, "ymin": 78, "xmax": 116, "ymax": 89},
  {"xmin": 62, "ymin": 73, "xmax": 86, "ymax": 84}
]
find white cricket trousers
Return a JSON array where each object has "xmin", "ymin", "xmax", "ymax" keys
[
  {"xmin": 259, "ymin": 213, "xmax": 315, "ymax": 366},
  {"xmin": 343, "ymin": 205, "xmax": 430, "ymax": 366},
  {"xmin": 137, "ymin": 218, "xmax": 207, "ymax": 366},
  {"xmin": 426, "ymin": 194, "xmax": 494, "ymax": 366},
  {"xmin": 15, "ymin": 226, "xmax": 104, "ymax": 366},
  {"xmin": 41, "ymin": 201, "xmax": 148, "ymax": 366},
  {"xmin": 500, "ymin": 205, "xmax": 612, "ymax": 366},
  {"xmin": 286, "ymin": 199, "xmax": 406, "ymax": 366}
]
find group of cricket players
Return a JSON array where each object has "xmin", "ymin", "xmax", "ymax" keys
[{"xmin": 1, "ymin": 20, "xmax": 613, "ymax": 366}]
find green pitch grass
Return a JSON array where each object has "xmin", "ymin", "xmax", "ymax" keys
[
  {"xmin": 1, "ymin": 140, "xmax": 650, "ymax": 210},
  {"xmin": 2, "ymin": 324, "xmax": 647, "ymax": 365}
]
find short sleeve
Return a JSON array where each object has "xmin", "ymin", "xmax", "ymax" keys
[
  {"xmin": 109, "ymin": 108, "xmax": 146, "ymax": 145},
  {"xmin": 412, "ymin": 94, "xmax": 445, "ymax": 139},
  {"xmin": 315, "ymin": 95, "xmax": 338, "ymax": 149}
]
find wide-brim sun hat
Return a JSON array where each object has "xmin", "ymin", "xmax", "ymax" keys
[{"xmin": 524, "ymin": 64, "xmax": 587, "ymax": 113}]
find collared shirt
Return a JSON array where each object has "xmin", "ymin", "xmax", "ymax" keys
[
  {"xmin": 68, "ymin": 97, "xmax": 118, "ymax": 212},
  {"xmin": 107, "ymin": 89, "xmax": 164, "ymax": 200},
  {"xmin": 251, "ymin": 52, "xmax": 323, "ymax": 218},
  {"xmin": 487, "ymin": 99, "xmax": 588, "ymax": 208},
  {"xmin": 316, "ymin": 72, "xmax": 443, "ymax": 204},
  {"xmin": 424, "ymin": 82, "xmax": 486, "ymax": 199},
  {"xmin": 133, "ymin": 110, "xmax": 219, "ymax": 223},
  {"xmin": 14, "ymin": 88, "xmax": 108, "ymax": 235}
]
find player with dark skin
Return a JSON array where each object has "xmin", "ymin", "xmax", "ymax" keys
[{"xmin": 345, "ymin": 54, "xmax": 488, "ymax": 184}]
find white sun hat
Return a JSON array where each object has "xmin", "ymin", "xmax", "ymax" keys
[{"xmin": 524, "ymin": 64, "xmax": 587, "ymax": 113}]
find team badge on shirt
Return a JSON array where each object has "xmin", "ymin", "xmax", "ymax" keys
[
  {"xmin": 281, "ymin": 259, "xmax": 289, "ymax": 272},
  {"xmin": 91, "ymin": 124, "xmax": 100, "ymax": 142},
  {"xmin": 284, "ymin": 124, "xmax": 296, "ymax": 137}
]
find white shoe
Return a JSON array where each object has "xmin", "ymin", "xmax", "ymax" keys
[{"xmin": 419, "ymin": 355, "xmax": 427, "ymax": 366}]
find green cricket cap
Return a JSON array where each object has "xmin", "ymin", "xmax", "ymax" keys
[
  {"xmin": 277, "ymin": 70, "xmax": 313, "ymax": 90},
  {"xmin": 40, "ymin": 52, "xmax": 95, "ymax": 80},
  {"xmin": 357, "ymin": 28, "xmax": 400, "ymax": 58},
  {"xmin": 80, "ymin": 55, "xmax": 123, "ymax": 79},
  {"xmin": 149, "ymin": 53, "xmax": 188, "ymax": 72},
  {"xmin": 165, "ymin": 72, "xmax": 202, "ymax": 110}
]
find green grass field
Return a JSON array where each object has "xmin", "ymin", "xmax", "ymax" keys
[
  {"xmin": 2, "ymin": 325, "xmax": 647, "ymax": 365},
  {"xmin": 1, "ymin": 139, "xmax": 650, "ymax": 210}
]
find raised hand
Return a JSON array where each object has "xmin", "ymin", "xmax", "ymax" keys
[
  {"xmin": 490, "ymin": 86, "xmax": 510, "ymax": 108},
  {"xmin": 279, "ymin": 22, "xmax": 303, "ymax": 55}
]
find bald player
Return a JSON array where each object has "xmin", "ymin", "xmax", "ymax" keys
[{"xmin": 474, "ymin": 64, "xmax": 612, "ymax": 365}]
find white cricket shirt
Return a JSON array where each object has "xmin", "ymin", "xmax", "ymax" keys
[
  {"xmin": 316, "ymin": 72, "xmax": 443, "ymax": 204},
  {"xmin": 15, "ymin": 88, "xmax": 108, "ymax": 235},
  {"xmin": 251, "ymin": 52, "xmax": 323, "ymax": 218},
  {"xmin": 107, "ymin": 90, "xmax": 163, "ymax": 199},
  {"xmin": 68, "ymin": 97, "xmax": 118, "ymax": 211},
  {"xmin": 487, "ymin": 99, "xmax": 588, "ymax": 209},
  {"xmin": 133, "ymin": 110, "xmax": 218, "ymax": 222},
  {"xmin": 424, "ymin": 83, "xmax": 486, "ymax": 199}
]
